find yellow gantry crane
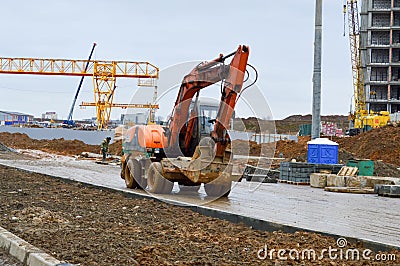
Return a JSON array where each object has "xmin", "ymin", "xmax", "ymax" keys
[{"xmin": 0, "ymin": 56, "xmax": 159, "ymax": 129}]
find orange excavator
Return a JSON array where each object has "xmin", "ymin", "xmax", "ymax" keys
[{"xmin": 120, "ymin": 45, "xmax": 254, "ymax": 197}]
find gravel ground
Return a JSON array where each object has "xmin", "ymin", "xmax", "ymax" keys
[{"xmin": 0, "ymin": 156, "xmax": 399, "ymax": 266}]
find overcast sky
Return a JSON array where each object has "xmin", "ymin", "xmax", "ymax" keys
[{"xmin": 0, "ymin": 0, "xmax": 352, "ymax": 121}]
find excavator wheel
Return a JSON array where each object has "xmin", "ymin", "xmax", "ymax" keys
[
  {"xmin": 147, "ymin": 162, "xmax": 173, "ymax": 194},
  {"xmin": 125, "ymin": 159, "xmax": 146, "ymax": 189},
  {"xmin": 142, "ymin": 159, "xmax": 152, "ymax": 178},
  {"xmin": 120, "ymin": 155, "xmax": 130, "ymax": 180},
  {"xmin": 204, "ymin": 181, "xmax": 232, "ymax": 197},
  {"xmin": 120, "ymin": 164, "xmax": 126, "ymax": 180}
]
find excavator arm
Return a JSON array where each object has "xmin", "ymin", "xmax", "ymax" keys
[
  {"xmin": 167, "ymin": 45, "xmax": 250, "ymax": 157},
  {"xmin": 212, "ymin": 46, "xmax": 249, "ymax": 157}
]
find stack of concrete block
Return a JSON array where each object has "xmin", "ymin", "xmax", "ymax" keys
[
  {"xmin": 361, "ymin": 176, "xmax": 399, "ymax": 188},
  {"xmin": 310, "ymin": 173, "xmax": 400, "ymax": 191},
  {"xmin": 375, "ymin": 185, "xmax": 400, "ymax": 197},
  {"xmin": 310, "ymin": 173, "xmax": 330, "ymax": 188},
  {"xmin": 346, "ymin": 176, "xmax": 362, "ymax": 187},
  {"xmin": 310, "ymin": 173, "xmax": 347, "ymax": 188},
  {"xmin": 327, "ymin": 175, "xmax": 346, "ymax": 187}
]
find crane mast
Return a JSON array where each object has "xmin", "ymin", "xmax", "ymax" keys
[
  {"xmin": 346, "ymin": 0, "xmax": 366, "ymax": 128},
  {"xmin": 66, "ymin": 43, "xmax": 97, "ymax": 126}
]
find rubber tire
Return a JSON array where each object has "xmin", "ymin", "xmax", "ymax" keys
[
  {"xmin": 125, "ymin": 159, "xmax": 148, "ymax": 189},
  {"xmin": 135, "ymin": 160, "xmax": 148, "ymax": 190},
  {"xmin": 125, "ymin": 160, "xmax": 139, "ymax": 189},
  {"xmin": 120, "ymin": 163, "xmax": 126, "ymax": 180},
  {"xmin": 142, "ymin": 159, "xmax": 152, "ymax": 179},
  {"xmin": 204, "ymin": 181, "xmax": 231, "ymax": 197},
  {"xmin": 147, "ymin": 162, "xmax": 173, "ymax": 194}
]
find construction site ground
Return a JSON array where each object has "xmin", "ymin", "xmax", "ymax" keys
[
  {"xmin": 0, "ymin": 148, "xmax": 399, "ymax": 265},
  {"xmin": 1, "ymin": 128, "xmax": 400, "ymax": 265}
]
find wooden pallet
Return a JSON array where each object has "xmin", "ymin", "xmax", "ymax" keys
[
  {"xmin": 278, "ymin": 180, "xmax": 310, "ymax": 186},
  {"xmin": 337, "ymin": 166, "xmax": 358, "ymax": 177}
]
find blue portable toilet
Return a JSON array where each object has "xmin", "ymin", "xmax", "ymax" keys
[{"xmin": 307, "ymin": 138, "xmax": 338, "ymax": 164}]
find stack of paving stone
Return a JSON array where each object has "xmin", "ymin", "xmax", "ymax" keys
[
  {"xmin": 280, "ymin": 162, "xmax": 343, "ymax": 183},
  {"xmin": 375, "ymin": 185, "xmax": 400, "ymax": 197}
]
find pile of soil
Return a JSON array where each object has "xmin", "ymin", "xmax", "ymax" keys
[
  {"xmin": 109, "ymin": 139, "xmax": 123, "ymax": 156},
  {"xmin": 0, "ymin": 142, "xmax": 13, "ymax": 152},
  {"xmin": 1, "ymin": 164, "xmax": 398, "ymax": 265},
  {"xmin": 233, "ymin": 137, "xmax": 311, "ymax": 162},
  {"xmin": 334, "ymin": 126, "xmax": 400, "ymax": 167},
  {"xmin": 274, "ymin": 140, "xmax": 307, "ymax": 161},
  {"xmin": 0, "ymin": 132, "xmax": 123, "ymax": 157},
  {"xmin": 234, "ymin": 115, "xmax": 349, "ymax": 134},
  {"xmin": 231, "ymin": 140, "xmax": 262, "ymax": 156}
]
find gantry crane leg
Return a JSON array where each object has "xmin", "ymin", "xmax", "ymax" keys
[{"xmin": 93, "ymin": 62, "xmax": 116, "ymax": 130}]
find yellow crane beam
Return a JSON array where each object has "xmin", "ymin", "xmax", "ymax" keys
[
  {"xmin": 0, "ymin": 56, "xmax": 159, "ymax": 129},
  {"xmin": 0, "ymin": 57, "xmax": 158, "ymax": 78},
  {"xmin": 80, "ymin": 102, "xmax": 159, "ymax": 109}
]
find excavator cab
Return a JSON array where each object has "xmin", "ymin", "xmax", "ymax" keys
[
  {"xmin": 185, "ymin": 97, "xmax": 220, "ymax": 150},
  {"xmin": 198, "ymin": 99, "xmax": 219, "ymax": 136}
]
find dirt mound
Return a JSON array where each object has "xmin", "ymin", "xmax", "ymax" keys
[
  {"xmin": 275, "ymin": 140, "xmax": 308, "ymax": 161},
  {"xmin": 0, "ymin": 142, "xmax": 13, "ymax": 152},
  {"xmin": 231, "ymin": 140, "xmax": 261, "ymax": 156},
  {"xmin": 0, "ymin": 132, "xmax": 125, "ymax": 157},
  {"xmin": 109, "ymin": 139, "xmax": 123, "ymax": 156},
  {"xmin": 334, "ymin": 126, "xmax": 400, "ymax": 167},
  {"xmin": 0, "ymin": 132, "xmax": 100, "ymax": 156}
]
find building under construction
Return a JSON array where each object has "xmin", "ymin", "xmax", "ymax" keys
[{"xmin": 361, "ymin": 0, "xmax": 400, "ymax": 113}]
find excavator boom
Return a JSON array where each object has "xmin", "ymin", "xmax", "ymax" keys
[{"xmin": 167, "ymin": 45, "xmax": 250, "ymax": 157}]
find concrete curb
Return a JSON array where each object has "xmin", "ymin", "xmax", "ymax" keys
[{"xmin": 0, "ymin": 226, "xmax": 64, "ymax": 266}]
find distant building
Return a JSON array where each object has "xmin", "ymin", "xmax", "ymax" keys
[
  {"xmin": 121, "ymin": 112, "xmax": 148, "ymax": 125},
  {"xmin": 361, "ymin": 0, "xmax": 400, "ymax": 113},
  {"xmin": 0, "ymin": 111, "xmax": 34, "ymax": 126},
  {"xmin": 42, "ymin": 111, "xmax": 58, "ymax": 120}
]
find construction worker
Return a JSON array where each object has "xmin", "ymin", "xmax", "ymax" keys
[{"xmin": 101, "ymin": 137, "xmax": 111, "ymax": 162}]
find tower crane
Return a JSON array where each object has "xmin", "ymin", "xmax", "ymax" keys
[
  {"xmin": 344, "ymin": 0, "xmax": 366, "ymax": 130},
  {"xmin": 344, "ymin": 0, "xmax": 390, "ymax": 134},
  {"xmin": 0, "ymin": 54, "xmax": 159, "ymax": 129}
]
